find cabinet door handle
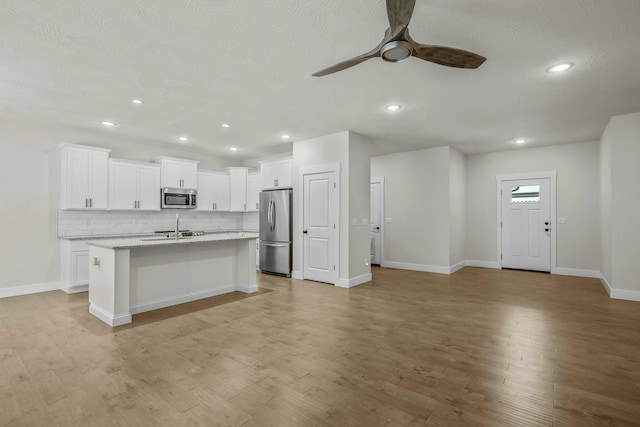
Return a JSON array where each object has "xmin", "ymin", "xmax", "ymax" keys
[
  {"xmin": 134, "ymin": 200, "xmax": 137, "ymax": 209},
  {"xmin": 85, "ymin": 198, "xmax": 88, "ymax": 208},
  {"xmin": 256, "ymin": 203, "xmax": 259, "ymax": 210},
  {"xmin": 89, "ymin": 198, "xmax": 92, "ymax": 208}
]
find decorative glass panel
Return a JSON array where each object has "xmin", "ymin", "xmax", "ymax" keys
[{"xmin": 511, "ymin": 185, "xmax": 540, "ymax": 203}]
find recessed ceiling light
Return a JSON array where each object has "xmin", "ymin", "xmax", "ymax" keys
[
  {"xmin": 385, "ymin": 104, "xmax": 401, "ymax": 112},
  {"xmin": 101, "ymin": 121, "xmax": 116, "ymax": 127},
  {"xmin": 178, "ymin": 136, "xmax": 189, "ymax": 142},
  {"xmin": 514, "ymin": 138, "xmax": 527, "ymax": 145},
  {"xmin": 222, "ymin": 123, "xmax": 230, "ymax": 128},
  {"xmin": 229, "ymin": 147, "xmax": 238, "ymax": 151},
  {"xmin": 547, "ymin": 62, "xmax": 573, "ymax": 73},
  {"xmin": 281, "ymin": 134, "xmax": 291, "ymax": 140},
  {"xmin": 132, "ymin": 99, "xmax": 143, "ymax": 105}
]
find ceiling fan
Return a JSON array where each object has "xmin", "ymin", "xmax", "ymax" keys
[{"xmin": 312, "ymin": 0, "xmax": 486, "ymax": 77}]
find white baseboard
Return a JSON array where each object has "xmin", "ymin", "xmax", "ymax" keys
[
  {"xmin": 237, "ymin": 284, "xmax": 258, "ymax": 293},
  {"xmin": 130, "ymin": 286, "xmax": 236, "ymax": 315},
  {"xmin": 61, "ymin": 283, "xmax": 88, "ymax": 294},
  {"xmin": 610, "ymin": 288, "xmax": 640, "ymax": 302},
  {"xmin": 465, "ymin": 260, "xmax": 500, "ymax": 269},
  {"xmin": 553, "ymin": 268, "xmax": 600, "ymax": 278},
  {"xmin": 291, "ymin": 270, "xmax": 303, "ymax": 280},
  {"xmin": 600, "ymin": 273, "xmax": 613, "ymax": 297},
  {"xmin": 0, "ymin": 281, "xmax": 61, "ymax": 299},
  {"xmin": 600, "ymin": 274, "xmax": 640, "ymax": 301},
  {"xmin": 89, "ymin": 304, "xmax": 132, "ymax": 327},
  {"xmin": 382, "ymin": 261, "xmax": 450, "ymax": 275},
  {"xmin": 449, "ymin": 261, "xmax": 466, "ymax": 274},
  {"xmin": 335, "ymin": 273, "xmax": 372, "ymax": 288}
]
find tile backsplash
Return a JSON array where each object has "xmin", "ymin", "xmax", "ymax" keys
[{"xmin": 58, "ymin": 210, "xmax": 246, "ymax": 238}]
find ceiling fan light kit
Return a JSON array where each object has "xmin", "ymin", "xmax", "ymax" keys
[
  {"xmin": 313, "ymin": 0, "xmax": 486, "ymax": 77},
  {"xmin": 381, "ymin": 40, "xmax": 413, "ymax": 62}
]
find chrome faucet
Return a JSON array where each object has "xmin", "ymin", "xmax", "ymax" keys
[{"xmin": 175, "ymin": 213, "xmax": 180, "ymax": 240}]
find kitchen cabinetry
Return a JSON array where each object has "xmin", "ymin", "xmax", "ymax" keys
[
  {"xmin": 246, "ymin": 172, "xmax": 261, "ymax": 212},
  {"xmin": 260, "ymin": 158, "xmax": 292, "ymax": 189},
  {"xmin": 155, "ymin": 156, "xmax": 199, "ymax": 189},
  {"xmin": 226, "ymin": 168, "xmax": 247, "ymax": 212},
  {"xmin": 61, "ymin": 144, "xmax": 111, "ymax": 210},
  {"xmin": 60, "ymin": 239, "xmax": 91, "ymax": 293},
  {"xmin": 109, "ymin": 159, "xmax": 160, "ymax": 210},
  {"xmin": 197, "ymin": 171, "xmax": 230, "ymax": 211}
]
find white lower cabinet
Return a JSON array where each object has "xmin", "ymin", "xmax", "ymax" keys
[{"xmin": 60, "ymin": 240, "xmax": 91, "ymax": 294}]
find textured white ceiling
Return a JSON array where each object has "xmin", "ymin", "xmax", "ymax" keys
[{"xmin": 2, "ymin": 0, "xmax": 640, "ymax": 158}]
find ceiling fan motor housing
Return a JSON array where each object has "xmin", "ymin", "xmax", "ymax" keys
[{"xmin": 381, "ymin": 40, "xmax": 413, "ymax": 62}]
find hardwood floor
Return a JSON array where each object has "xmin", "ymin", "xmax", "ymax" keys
[{"xmin": 1, "ymin": 267, "xmax": 639, "ymax": 426}]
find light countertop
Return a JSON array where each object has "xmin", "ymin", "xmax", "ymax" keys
[{"xmin": 86, "ymin": 231, "xmax": 259, "ymax": 249}]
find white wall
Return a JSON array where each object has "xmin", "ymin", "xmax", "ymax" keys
[
  {"xmin": 371, "ymin": 146, "xmax": 451, "ymax": 269},
  {"xmin": 449, "ymin": 148, "xmax": 466, "ymax": 266},
  {"xmin": 0, "ymin": 123, "xmax": 241, "ymax": 290},
  {"xmin": 600, "ymin": 112, "xmax": 640, "ymax": 293},
  {"xmin": 292, "ymin": 131, "xmax": 372, "ymax": 282},
  {"xmin": 292, "ymin": 132, "xmax": 350, "ymax": 278},
  {"xmin": 348, "ymin": 133, "xmax": 372, "ymax": 279},
  {"xmin": 465, "ymin": 141, "xmax": 600, "ymax": 271}
]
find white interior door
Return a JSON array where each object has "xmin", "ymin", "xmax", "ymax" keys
[
  {"xmin": 370, "ymin": 182, "xmax": 382, "ymax": 265},
  {"xmin": 303, "ymin": 172, "xmax": 337, "ymax": 283},
  {"xmin": 501, "ymin": 178, "xmax": 551, "ymax": 272}
]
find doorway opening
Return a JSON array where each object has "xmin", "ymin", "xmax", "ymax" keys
[{"xmin": 370, "ymin": 177, "xmax": 384, "ymax": 266}]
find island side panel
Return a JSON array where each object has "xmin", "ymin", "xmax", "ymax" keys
[
  {"xmin": 236, "ymin": 238, "xmax": 258, "ymax": 293},
  {"xmin": 186, "ymin": 240, "xmax": 235, "ymax": 295},
  {"xmin": 129, "ymin": 244, "xmax": 189, "ymax": 314},
  {"xmin": 89, "ymin": 246, "xmax": 132, "ymax": 326}
]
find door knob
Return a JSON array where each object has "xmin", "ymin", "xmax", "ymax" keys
[
  {"xmin": 545, "ymin": 228, "xmax": 550, "ymax": 232},
  {"xmin": 303, "ymin": 230, "xmax": 308, "ymax": 234},
  {"xmin": 544, "ymin": 221, "xmax": 549, "ymax": 225},
  {"xmin": 376, "ymin": 227, "xmax": 380, "ymax": 230}
]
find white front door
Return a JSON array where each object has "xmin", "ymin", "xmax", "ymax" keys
[
  {"xmin": 303, "ymin": 172, "xmax": 337, "ymax": 283},
  {"xmin": 370, "ymin": 182, "xmax": 382, "ymax": 265},
  {"xmin": 501, "ymin": 178, "xmax": 551, "ymax": 272}
]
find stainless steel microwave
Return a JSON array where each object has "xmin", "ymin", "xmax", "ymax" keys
[{"xmin": 161, "ymin": 187, "xmax": 197, "ymax": 209}]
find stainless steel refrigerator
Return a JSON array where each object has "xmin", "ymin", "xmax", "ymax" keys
[{"xmin": 259, "ymin": 188, "xmax": 292, "ymax": 276}]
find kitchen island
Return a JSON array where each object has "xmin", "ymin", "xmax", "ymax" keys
[{"xmin": 86, "ymin": 232, "xmax": 258, "ymax": 326}]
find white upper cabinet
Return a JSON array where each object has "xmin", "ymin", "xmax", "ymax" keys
[
  {"xmin": 155, "ymin": 156, "xmax": 199, "ymax": 189},
  {"xmin": 109, "ymin": 159, "xmax": 160, "ymax": 211},
  {"xmin": 246, "ymin": 172, "xmax": 261, "ymax": 212},
  {"xmin": 61, "ymin": 144, "xmax": 111, "ymax": 210},
  {"xmin": 226, "ymin": 167, "xmax": 248, "ymax": 212},
  {"xmin": 197, "ymin": 171, "xmax": 230, "ymax": 211},
  {"xmin": 260, "ymin": 158, "xmax": 292, "ymax": 190}
]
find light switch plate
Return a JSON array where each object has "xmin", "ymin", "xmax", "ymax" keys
[
  {"xmin": 385, "ymin": 217, "xmax": 393, "ymax": 223},
  {"xmin": 558, "ymin": 217, "xmax": 566, "ymax": 224}
]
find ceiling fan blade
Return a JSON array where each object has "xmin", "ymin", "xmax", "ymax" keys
[
  {"xmin": 312, "ymin": 45, "xmax": 382, "ymax": 77},
  {"xmin": 412, "ymin": 44, "xmax": 486, "ymax": 69},
  {"xmin": 386, "ymin": 0, "xmax": 416, "ymax": 38}
]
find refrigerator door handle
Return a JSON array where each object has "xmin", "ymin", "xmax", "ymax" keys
[
  {"xmin": 260, "ymin": 242, "xmax": 288, "ymax": 247},
  {"xmin": 271, "ymin": 199, "xmax": 276, "ymax": 232},
  {"xmin": 267, "ymin": 199, "xmax": 272, "ymax": 231}
]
